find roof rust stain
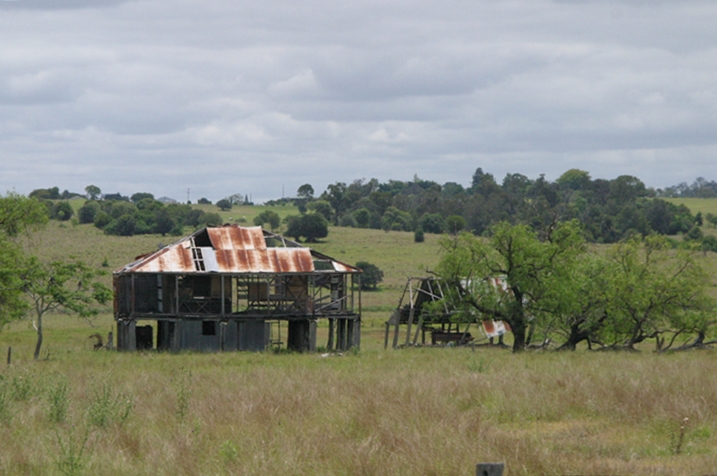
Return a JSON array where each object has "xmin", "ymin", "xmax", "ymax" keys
[
  {"xmin": 117, "ymin": 225, "xmax": 359, "ymax": 275},
  {"xmin": 207, "ymin": 226, "xmax": 266, "ymax": 251}
]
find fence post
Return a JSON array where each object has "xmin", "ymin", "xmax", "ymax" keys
[
  {"xmin": 6, "ymin": 346, "xmax": 11, "ymax": 366},
  {"xmin": 476, "ymin": 462, "xmax": 504, "ymax": 476}
]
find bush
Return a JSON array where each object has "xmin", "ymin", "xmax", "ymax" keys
[
  {"xmin": 202, "ymin": 212, "xmax": 222, "ymax": 227},
  {"xmin": 51, "ymin": 201, "xmax": 74, "ymax": 221},
  {"xmin": 445, "ymin": 215, "xmax": 466, "ymax": 235},
  {"xmin": 104, "ymin": 215, "xmax": 136, "ymax": 236},
  {"xmin": 419, "ymin": 213, "xmax": 445, "ymax": 234},
  {"xmin": 286, "ymin": 213, "xmax": 328, "ymax": 242},
  {"xmin": 217, "ymin": 199, "xmax": 232, "ymax": 211},
  {"xmin": 93, "ymin": 211, "xmax": 113, "ymax": 230},
  {"xmin": 339, "ymin": 214, "xmax": 357, "ymax": 228},
  {"xmin": 254, "ymin": 210, "xmax": 281, "ymax": 231},
  {"xmin": 356, "ymin": 261, "xmax": 384, "ymax": 290},
  {"xmin": 353, "ymin": 208, "xmax": 371, "ymax": 228},
  {"xmin": 78, "ymin": 201, "xmax": 100, "ymax": 224},
  {"xmin": 414, "ymin": 228, "xmax": 425, "ymax": 243}
]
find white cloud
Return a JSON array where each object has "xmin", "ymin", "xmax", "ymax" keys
[{"xmin": 1, "ymin": 0, "xmax": 716, "ymax": 200}]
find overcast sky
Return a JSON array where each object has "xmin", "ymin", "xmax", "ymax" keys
[{"xmin": 1, "ymin": 0, "xmax": 716, "ymax": 203}]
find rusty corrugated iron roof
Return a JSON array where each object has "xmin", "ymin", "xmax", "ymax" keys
[
  {"xmin": 116, "ymin": 225, "xmax": 359, "ymax": 275},
  {"xmin": 207, "ymin": 226, "xmax": 266, "ymax": 251}
]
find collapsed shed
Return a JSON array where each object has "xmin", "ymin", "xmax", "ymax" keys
[
  {"xmin": 114, "ymin": 225, "xmax": 361, "ymax": 352},
  {"xmin": 385, "ymin": 277, "xmax": 509, "ymax": 348}
]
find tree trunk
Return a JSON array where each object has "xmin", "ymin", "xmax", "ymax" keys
[
  {"xmin": 33, "ymin": 313, "xmax": 43, "ymax": 360},
  {"xmin": 511, "ymin": 320, "xmax": 526, "ymax": 352}
]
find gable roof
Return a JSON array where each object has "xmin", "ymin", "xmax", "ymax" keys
[{"xmin": 115, "ymin": 225, "xmax": 359, "ymax": 275}]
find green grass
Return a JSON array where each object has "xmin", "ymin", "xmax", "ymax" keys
[
  {"xmin": 663, "ymin": 197, "xmax": 717, "ymax": 216},
  {"xmin": 3, "ymin": 210, "xmax": 717, "ymax": 474},
  {"xmin": 2, "ymin": 324, "xmax": 717, "ymax": 474}
]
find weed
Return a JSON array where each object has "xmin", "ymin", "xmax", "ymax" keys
[
  {"xmin": 47, "ymin": 378, "xmax": 70, "ymax": 424},
  {"xmin": 468, "ymin": 358, "xmax": 490, "ymax": 373},
  {"xmin": 0, "ymin": 377, "xmax": 10, "ymax": 424},
  {"xmin": 219, "ymin": 439, "xmax": 238, "ymax": 463},
  {"xmin": 173, "ymin": 369, "xmax": 192, "ymax": 422},
  {"xmin": 9, "ymin": 371, "xmax": 35, "ymax": 401},
  {"xmin": 85, "ymin": 384, "xmax": 133, "ymax": 428},
  {"xmin": 54, "ymin": 426, "xmax": 94, "ymax": 476}
]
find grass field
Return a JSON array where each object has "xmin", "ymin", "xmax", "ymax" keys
[{"xmin": 2, "ymin": 207, "xmax": 717, "ymax": 474}]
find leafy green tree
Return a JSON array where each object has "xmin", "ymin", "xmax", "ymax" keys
[
  {"xmin": 18, "ymin": 257, "xmax": 111, "ymax": 360},
  {"xmin": 445, "ymin": 215, "xmax": 466, "ymax": 235},
  {"xmin": 254, "ymin": 210, "xmax": 281, "ymax": 231},
  {"xmin": 414, "ymin": 228, "xmax": 425, "ymax": 243},
  {"xmin": 197, "ymin": 197, "xmax": 212, "ymax": 205},
  {"xmin": 30, "ymin": 187, "xmax": 61, "ymax": 200},
  {"xmin": 104, "ymin": 215, "xmax": 137, "ymax": 236},
  {"xmin": 131, "ymin": 192, "xmax": 154, "ymax": 203},
  {"xmin": 202, "ymin": 212, "xmax": 222, "ymax": 227},
  {"xmin": 297, "ymin": 184, "xmax": 314, "ymax": 199},
  {"xmin": 436, "ymin": 221, "xmax": 584, "ymax": 352},
  {"xmin": 135, "ymin": 198, "xmax": 163, "ymax": 211},
  {"xmin": 551, "ymin": 253, "xmax": 612, "ymax": 350},
  {"xmin": 556, "ymin": 169, "xmax": 591, "ymax": 191},
  {"xmin": 78, "ymin": 201, "xmax": 100, "ymax": 224},
  {"xmin": 356, "ymin": 261, "xmax": 384, "ymax": 290},
  {"xmin": 286, "ymin": 213, "xmax": 329, "ymax": 242},
  {"xmin": 93, "ymin": 211, "xmax": 113, "ymax": 229},
  {"xmin": 0, "ymin": 193, "xmax": 48, "ymax": 236},
  {"xmin": 153, "ymin": 209, "xmax": 176, "ymax": 236},
  {"xmin": 0, "ymin": 236, "xmax": 28, "ymax": 329},
  {"xmin": 307, "ymin": 200, "xmax": 333, "ymax": 222},
  {"xmin": 381, "ymin": 207, "xmax": 413, "ymax": 232},
  {"xmin": 419, "ymin": 213, "xmax": 445, "ymax": 234},
  {"xmin": 597, "ymin": 236, "xmax": 712, "ymax": 350},
  {"xmin": 217, "ymin": 199, "xmax": 232, "ymax": 211},
  {"xmin": 51, "ymin": 201, "xmax": 74, "ymax": 221},
  {"xmin": 108, "ymin": 201, "xmax": 137, "ymax": 219},
  {"xmin": 185, "ymin": 209, "xmax": 206, "ymax": 227},
  {"xmin": 85, "ymin": 185, "xmax": 101, "ymax": 200},
  {"xmin": 322, "ymin": 182, "xmax": 348, "ymax": 224},
  {"xmin": 353, "ymin": 208, "xmax": 371, "ymax": 228}
]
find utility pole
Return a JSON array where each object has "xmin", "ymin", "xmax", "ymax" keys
[{"xmin": 187, "ymin": 188, "xmax": 190, "ymax": 204}]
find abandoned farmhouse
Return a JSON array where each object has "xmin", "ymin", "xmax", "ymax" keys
[{"xmin": 113, "ymin": 225, "xmax": 362, "ymax": 352}]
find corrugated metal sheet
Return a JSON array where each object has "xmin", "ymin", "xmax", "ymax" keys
[
  {"xmin": 207, "ymin": 226, "xmax": 266, "ymax": 251},
  {"xmin": 211, "ymin": 248, "xmax": 314, "ymax": 273},
  {"xmin": 117, "ymin": 225, "xmax": 359, "ymax": 275}
]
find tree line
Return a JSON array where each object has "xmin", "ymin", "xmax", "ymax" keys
[
  {"xmin": 281, "ymin": 169, "xmax": 709, "ymax": 247},
  {"xmin": 27, "ymin": 170, "xmax": 717, "ymax": 249}
]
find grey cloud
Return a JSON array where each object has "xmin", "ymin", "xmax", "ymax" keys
[
  {"xmin": 0, "ymin": 0, "xmax": 131, "ymax": 10},
  {"xmin": 2, "ymin": 0, "xmax": 717, "ymax": 201}
]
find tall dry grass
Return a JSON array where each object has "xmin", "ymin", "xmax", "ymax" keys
[{"xmin": 2, "ymin": 324, "xmax": 717, "ymax": 475}]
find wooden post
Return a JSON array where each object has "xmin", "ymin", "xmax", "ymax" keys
[
  {"xmin": 6, "ymin": 346, "xmax": 10, "ymax": 366},
  {"xmin": 392, "ymin": 309, "xmax": 401, "ymax": 349},
  {"xmin": 412, "ymin": 314, "xmax": 424, "ymax": 345},
  {"xmin": 476, "ymin": 463, "xmax": 504, "ymax": 476},
  {"xmin": 328, "ymin": 318, "xmax": 335, "ymax": 351},
  {"xmin": 404, "ymin": 284, "xmax": 415, "ymax": 346}
]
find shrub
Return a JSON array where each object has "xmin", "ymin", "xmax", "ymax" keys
[
  {"xmin": 414, "ymin": 228, "xmax": 425, "ymax": 243},
  {"xmin": 78, "ymin": 201, "xmax": 100, "ymax": 224},
  {"xmin": 217, "ymin": 199, "xmax": 232, "ymax": 211},
  {"xmin": 93, "ymin": 211, "xmax": 113, "ymax": 230},
  {"xmin": 51, "ymin": 201, "xmax": 75, "ymax": 221},
  {"xmin": 356, "ymin": 261, "xmax": 384, "ymax": 290}
]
